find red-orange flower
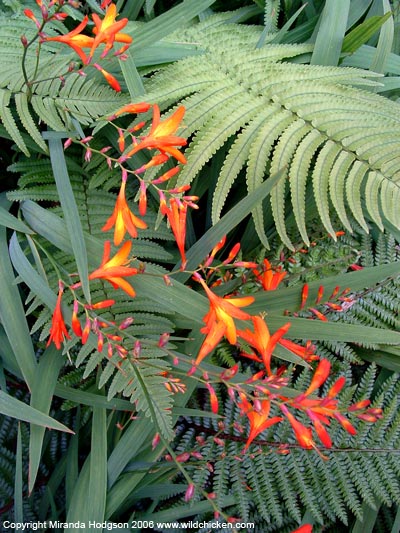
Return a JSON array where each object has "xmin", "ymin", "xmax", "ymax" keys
[
  {"xmin": 47, "ymin": 283, "xmax": 71, "ymax": 349},
  {"xmin": 102, "ymin": 174, "xmax": 147, "ymax": 245},
  {"xmin": 88, "ymin": 240, "xmax": 138, "ymax": 297},
  {"xmin": 44, "ymin": 16, "xmax": 94, "ymax": 63},
  {"xmin": 238, "ymin": 316, "xmax": 291, "ymax": 375},
  {"xmin": 278, "ymin": 338, "xmax": 319, "ymax": 362},
  {"xmin": 253, "ymin": 259, "xmax": 286, "ymax": 291},
  {"xmin": 238, "ymin": 394, "xmax": 283, "ymax": 450},
  {"xmin": 112, "ymin": 102, "xmax": 152, "ymax": 118},
  {"xmin": 93, "ymin": 63, "xmax": 121, "ymax": 92},
  {"xmin": 124, "ymin": 104, "xmax": 187, "ymax": 164},
  {"xmin": 160, "ymin": 195, "xmax": 188, "ymax": 269},
  {"xmin": 89, "ymin": 3, "xmax": 132, "ymax": 61},
  {"xmin": 280, "ymin": 404, "xmax": 316, "ymax": 449},
  {"xmin": 195, "ymin": 274, "xmax": 254, "ymax": 365}
]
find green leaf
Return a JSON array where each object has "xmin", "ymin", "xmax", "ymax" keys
[
  {"xmin": 0, "ymin": 390, "xmax": 73, "ymax": 432},
  {"xmin": 131, "ymin": 0, "xmax": 217, "ymax": 51},
  {"xmin": 29, "ymin": 345, "xmax": 64, "ymax": 493},
  {"xmin": 46, "ymin": 135, "xmax": 91, "ymax": 302},
  {"xmin": 14, "ymin": 424, "xmax": 23, "ymax": 522},
  {"xmin": 369, "ymin": 0, "xmax": 393, "ymax": 74},
  {"xmin": 88, "ymin": 406, "xmax": 107, "ymax": 527},
  {"xmin": 0, "ymin": 205, "xmax": 34, "ymax": 233},
  {"xmin": 0, "ymin": 205, "xmax": 37, "ymax": 390},
  {"xmin": 311, "ymin": 0, "xmax": 350, "ymax": 66},
  {"xmin": 119, "ymin": 52, "xmax": 145, "ymax": 97},
  {"xmin": 342, "ymin": 12, "xmax": 392, "ymax": 54}
]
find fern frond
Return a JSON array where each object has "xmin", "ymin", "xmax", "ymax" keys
[{"xmin": 137, "ymin": 17, "xmax": 400, "ymax": 247}]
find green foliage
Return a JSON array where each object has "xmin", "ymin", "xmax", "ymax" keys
[
  {"xmin": 128, "ymin": 16, "xmax": 400, "ymax": 249},
  {"xmin": 144, "ymin": 367, "xmax": 400, "ymax": 531},
  {"xmin": 1, "ymin": 0, "xmax": 400, "ymax": 530}
]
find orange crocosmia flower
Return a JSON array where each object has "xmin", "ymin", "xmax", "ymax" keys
[
  {"xmin": 237, "ymin": 317, "xmax": 291, "ymax": 375},
  {"xmin": 44, "ymin": 16, "xmax": 94, "ymax": 63},
  {"xmin": 93, "ymin": 63, "xmax": 121, "ymax": 91},
  {"xmin": 280, "ymin": 404, "xmax": 316, "ymax": 450},
  {"xmin": 304, "ymin": 358, "xmax": 331, "ymax": 396},
  {"xmin": 253, "ymin": 258, "xmax": 286, "ymax": 291},
  {"xmin": 125, "ymin": 104, "xmax": 187, "ymax": 164},
  {"xmin": 113, "ymin": 103, "xmax": 152, "ymax": 117},
  {"xmin": 278, "ymin": 338, "xmax": 319, "ymax": 362},
  {"xmin": 47, "ymin": 284, "xmax": 71, "ymax": 349},
  {"xmin": 89, "ymin": 2, "xmax": 132, "ymax": 61},
  {"xmin": 102, "ymin": 175, "xmax": 147, "ymax": 245},
  {"xmin": 238, "ymin": 394, "xmax": 283, "ymax": 450},
  {"xmin": 195, "ymin": 275, "xmax": 254, "ymax": 365},
  {"xmin": 88, "ymin": 240, "xmax": 138, "ymax": 297},
  {"xmin": 160, "ymin": 197, "xmax": 188, "ymax": 269}
]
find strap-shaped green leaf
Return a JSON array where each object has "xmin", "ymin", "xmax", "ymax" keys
[
  {"xmin": 29, "ymin": 345, "xmax": 64, "ymax": 493},
  {"xmin": 46, "ymin": 134, "xmax": 91, "ymax": 302},
  {"xmin": 0, "ymin": 390, "xmax": 73, "ymax": 432}
]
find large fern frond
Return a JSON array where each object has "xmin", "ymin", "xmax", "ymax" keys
[{"xmin": 132, "ymin": 19, "xmax": 400, "ymax": 248}]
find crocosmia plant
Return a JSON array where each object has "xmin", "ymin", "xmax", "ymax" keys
[{"xmin": 0, "ymin": 1, "xmax": 399, "ymax": 531}]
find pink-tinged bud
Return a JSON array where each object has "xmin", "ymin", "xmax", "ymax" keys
[
  {"xmin": 228, "ymin": 387, "xmax": 236, "ymax": 402},
  {"xmin": 40, "ymin": 5, "xmax": 48, "ymax": 20},
  {"xmin": 350, "ymin": 263, "xmax": 363, "ymax": 270},
  {"xmin": 207, "ymin": 492, "xmax": 216, "ymax": 499},
  {"xmin": 152, "ymin": 433, "xmax": 160, "ymax": 450},
  {"xmin": 190, "ymin": 451, "xmax": 203, "ymax": 460},
  {"xmin": 51, "ymin": 12, "xmax": 69, "ymax": 21},
  {"xmin": 119, "ymin": 317, "xmax": 134, "ymax": 330},
  {"xmin": 206, "ymin": 462, "xmax": 214, "ymax": 472},
  {"xmin": 176, "ymin": 452, "xmax": 190, "ymax": 463},
  {"xmin": 100, "ymin": 146, "xmax": 112, "ymax": 154},
  {"xmin": 184, "ymin": 484, "xmax": 195, "ymax": 502},
  {"xmin": 220, "ymin": 364, "xmax": 238, "ymax": 381},
  {"xmin": 84, "ymin": 148, "xmax": 92, "ymax": 162},
  {"xmin": 164, "ymin": 454, "xmax": 172, "ymax": 461},
  {"xmin": 158, "ymin": 332, "xmax": 170, "ymax": 348},
  {"xmin": 132, "ymin": 340, "xmax": 141, "ymax": 358},
  {"xmin": 163, "ymin": 274, "xmax": 172, "ymax": 286},
  {"xmin": 202, "ymin": 372, "xmax": 209, "ymax": 381},
  {"xmin": 187, "ymin": 365, "xmax": 197, "ymax": 376},
  {"xmin": 213, "ymin": 437, "xmax": 225, "ymax": 446},
  {"xmin": 172, "ymin": 356, "xmax": 179, "ymax": 366},
  {"xmin": 196, "ymin": 436, "xmax": 205, "ymax": 445},
  {"xmin": 20, "ymin": 35, "xmax": 28, "ymax": 47}
]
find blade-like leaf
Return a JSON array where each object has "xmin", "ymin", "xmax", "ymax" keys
[
  {"xmin": 46, "ymin": 134, "xmax": 91, "ymax": 302},
  {"xmin": 0, "ymin": 201, "xmax": 37, "ymax": 390},
  {"xmin": 342, "ymin": 12, "xmax": 392, "ymax": 53},
  {"xmin": 14, "ymin": 424, "xmax": 23, "ymax": 523},
  {"xmin": 29, "ymin": 345, "xmax": 64, "ymax": 493},
  {"xmin": 0, "ymin": 205, "xmax": 33, "ymax": 234},
  {"xmin": 311, "ymin": 0, "xmax": 350, "ymax": 66},
  {"xmin": 0, "ymin": 390, "xmax": 73, "ymax": 432}
]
